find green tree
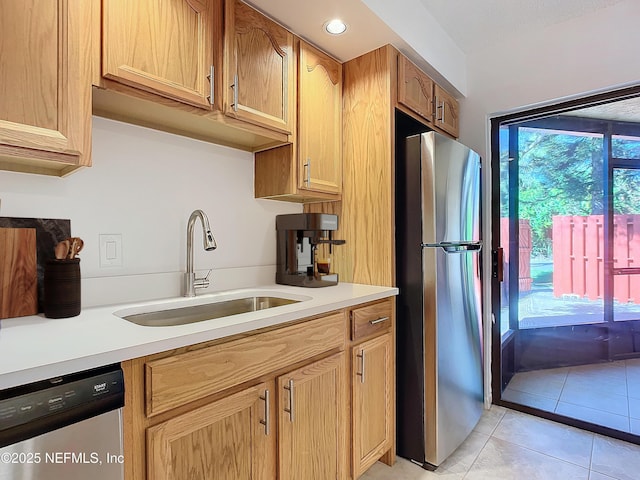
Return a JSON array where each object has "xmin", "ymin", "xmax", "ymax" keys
[{"xmin": 518, "ymin": 129, "xmax": 602, "ymax": 256}]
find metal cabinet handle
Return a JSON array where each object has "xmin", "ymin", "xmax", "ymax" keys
[
  {"xmin": 283, "ymin": 379, "xmax": 294, "ymax": 421},
  {"xmin": 231, "ymin": 74, "xmax": 239, "ymax": 112},
  {"xmin": 356, "ymin": 349, "xmax": 365, "ymax": 383},
  {"xmin": 441, "ymin": 99, "xmax": 446, "ymax": 124},
  {"xmin": 207, "ymin": 65, "xmax": 214, "ymax": 105},
  {"xmin": 304, "ymin": 159, "xmax": 311, "ymax": 186},
  {"xmin": 369, "ymin": 316, "xmax": 389, "ymax": 325},
  {"xmin": 435, "ymin": 98, "xmax": 444, "ymax": 122},
  {"xmin": 259, "ymin": 389, "xmax": 270, "ymax": 435}
]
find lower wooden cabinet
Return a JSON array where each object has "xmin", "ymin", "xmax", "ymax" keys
[
  {"xmin": 147, "ymin": 381, "xmax": 276, "ymax": 480},
  {"xmin": 351, "ymin": 333, "xmax": 394, "ymax": 478},
  {"xmin": 279, "ymin": 352, "xmax": 346, "ymax": 480},
  {"xmin": 122, "ymin": 300, "xmax": 394, "ymax": 480}
]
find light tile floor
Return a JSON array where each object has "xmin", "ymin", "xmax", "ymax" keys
[
  {"xmin": 502, "ymin": 358, "xmax": 640, "ymax": 434},
  {"xmin": 360, "ymin": 405, "xmax": 640, "ymax": 480}
]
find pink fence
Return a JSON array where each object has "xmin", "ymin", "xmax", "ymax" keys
[
  {"xmin": 500, "ymin": 218, "xmax": 532, "ymax": 291},
  {"xmin": 552, "ymin": 215, "xmax": 640, "ymax": 303}
]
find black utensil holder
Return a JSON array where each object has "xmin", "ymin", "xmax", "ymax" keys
[{"xmin": 44, "ymin": 259, "xmax": 81, "ymax": 318}]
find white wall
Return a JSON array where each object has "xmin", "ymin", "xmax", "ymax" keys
[
  {"xmin": 459, "ymin": 0, "xmax": 640, "ymax": 157},
  {"xmin": 0, "ymin": 117, "xmax": 301, "ymax": 306},
  {"xmin": 363, "ymin": 0, "xmax": 467, "ymax": 96}
]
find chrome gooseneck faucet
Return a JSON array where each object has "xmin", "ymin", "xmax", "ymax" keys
[{"xmin": 184, "ymin": 209, "xmax": 217, "ymax": 297}]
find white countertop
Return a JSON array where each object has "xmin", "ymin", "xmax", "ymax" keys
[{"xmin": 0, "ymin": 283, "xmax": 397, "ymax": 390}]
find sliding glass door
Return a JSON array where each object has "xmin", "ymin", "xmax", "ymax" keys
[{"xmin": 491, "ymin": 96, "xmax": 640, "ymax": 436}]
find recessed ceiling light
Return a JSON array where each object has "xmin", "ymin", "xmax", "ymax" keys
[{"xmin": 324, "ymin": 19, "xmax": 347, "ymax": 35}]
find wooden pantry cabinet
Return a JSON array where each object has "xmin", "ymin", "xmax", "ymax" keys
[
  {"xmin": 121, "ymin": 309, "xmax": 349, "ymax": 480},
  {"xmin": 255, "ymin": 40, "xmax": 342, "ymax": 202},
  {"xmin": 0, "ymin": 0, "xmax": 92, "ymax": 176}
]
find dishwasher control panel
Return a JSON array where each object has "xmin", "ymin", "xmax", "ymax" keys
[{"xmin": 0, "ymin": 364, "xmax": 124, "ymax": 448}]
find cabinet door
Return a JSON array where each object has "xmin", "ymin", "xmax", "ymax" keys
[
  {"xmin": 397, "ymin": 55, "xmax": 434, "ymax": 124},
  {"xmin": 102, "ymin": 0, "xmax": 217, "ymax": 109},
  {"xmin": 0, "ymin": 0, "xmax": 91, "ymax": 175},
  {"xmin": 147, "ymin": 382, "xmax": 276, "ymax": 480},
  {"xmin": 225, "ymin": 0, "xmax": 295, "ymax": 134},
  {"xmin": 298, "ymin": 41, "xmax": 342, "ymax": 195},
  {"xmin": 279, "ymin": 352, "xmax": 346, "ymax": 480},
  {"xmin": 352, "ymin": 333, "xmax": 393, "ymax": 478},
  {"xmin": 434, "ymin": 84, "xmax": 459, "ymax": 137}
]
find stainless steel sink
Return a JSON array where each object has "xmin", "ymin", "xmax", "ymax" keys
[{"xmin": 120, "ymin": 296, "xmax": 301, "ymax": 327}]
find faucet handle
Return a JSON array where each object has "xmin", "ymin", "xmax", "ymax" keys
[{"xmin": 194, "ymin": 269, "xmax": 212, "ymax": 290}]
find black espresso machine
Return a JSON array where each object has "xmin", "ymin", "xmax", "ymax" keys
[{"xmin": 276, "ymin": 213, "xmax": 345, "ymax": 287}]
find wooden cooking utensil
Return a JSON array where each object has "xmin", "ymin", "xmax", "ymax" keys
[
  {"xmin": 54, "ymin": 240, "xmax": 70, "ymax": 260},
  {"xmin": 67, "ymin": 237, "xmax": 84, "ymax": 259}
]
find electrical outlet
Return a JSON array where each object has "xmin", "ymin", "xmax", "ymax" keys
[{"xmin": 99, "ymin": 234, "xmax": 123, "ymax": 267}]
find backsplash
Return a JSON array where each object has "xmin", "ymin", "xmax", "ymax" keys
[{"xmin": 0, "ymin": 116, "xmax": 301, "ymax": 307}]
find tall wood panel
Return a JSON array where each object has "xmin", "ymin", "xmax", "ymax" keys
[{"xmin": 306, "ymin": 45, "xmax": 396, "ymax": 287}]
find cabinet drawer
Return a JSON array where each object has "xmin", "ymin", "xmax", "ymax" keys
[
  {"xmin": 350, "ymin": 299, "xmax": 393, "ymax": 341},
  {"xmin": 145, "ymin": 311, "xmax": 346, "ymax": 417}
]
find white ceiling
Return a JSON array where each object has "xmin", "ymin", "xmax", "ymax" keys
[
  {"xmin": 246, "ymin": 0, "xmax": 630, "ymax": 97},
  {"xmin": 566, "ymin": 97, "xmax": 640, "ymax": 123},
  {"xmin": 244, "ymin": 0, "xmax": 403, "ymax": 63},
  {"xmin": 247, "ymin": 0, "xmax": 626, "ymax": 60},
  {"xmin": 246, "ymin": 0, "xmax": 639, "ymax": 123},
  {"xmin": 419, "ymin": 0, "xmax": 626, "ymax": 54}
]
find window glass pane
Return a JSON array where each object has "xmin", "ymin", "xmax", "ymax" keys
[
  {"xmin": 613, "ymin": 135, "xmax": 640, "ymax": 160},
  {"xmin": 518, "ymin": 128, "xmax": 604, "ymax": 328},
  {"xmin": 499, "ymin": 126, "xmax": 510, "ymax": 336},
  {"xmin": 612, "ymin": 167, "xmax": 640, "ymax": 322}
]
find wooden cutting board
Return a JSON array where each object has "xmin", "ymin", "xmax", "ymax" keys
[{"xmin": 0, "ymin": 228, "xmax": 38, "ymax": 319}]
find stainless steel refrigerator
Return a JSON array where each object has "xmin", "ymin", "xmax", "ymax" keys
[{"xmin": 396, "ymin": 131, "xmax": 483, "ymax": 469}]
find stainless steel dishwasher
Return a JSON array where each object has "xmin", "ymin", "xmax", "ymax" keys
[{"xmin": 0, "ymin": 364, "xmax": 124, "ymax": 480}]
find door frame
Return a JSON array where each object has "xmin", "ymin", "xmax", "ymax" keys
[{"xmin": 489, "ymin": 85, "xmax": 640, "ymax": 444}]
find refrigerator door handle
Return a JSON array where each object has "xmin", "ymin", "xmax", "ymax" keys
[{"xmin": 421, "ymin": 242, "xmax": 482, "ymax": 253}]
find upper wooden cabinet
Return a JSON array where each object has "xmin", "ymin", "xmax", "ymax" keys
[
  {"xmin": 94, "ymin": 0, "xmax": 288, "ymax": 152},
  {"xmin": 396, "ymin": 53, "xmax": 459, "ymax": 138},
  {"xmin": 434, "ymin": 83, "xmax": 459, "ymax": 137},
  {"xmin": 101, "ymin": 0, "xmax": 220, "ymax": 109},
  {"xmin": 254, "ymin": 41, "xmax": 342, "ymax": 203},
  {"xmin": 0, "ymin": 0, "xmax": 92, "ymax": 176},
  {"xmin": 224, "ymin": 0, "xmax": 295, "ymax": 134},
  {"xmin": 397, "ymin": 55, "xmax": 434, "ymax": 124},
  {"xmin": 298, "ymin": 41, "xmax": 342, "ymax": 195}
]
